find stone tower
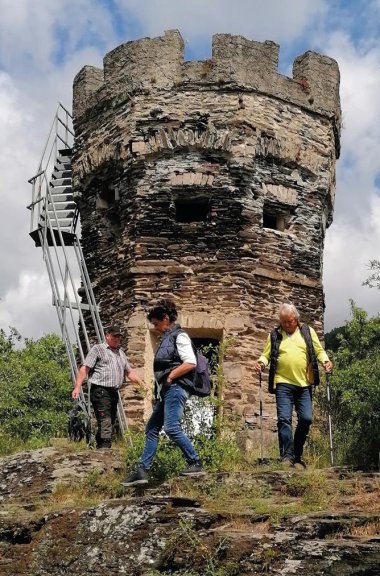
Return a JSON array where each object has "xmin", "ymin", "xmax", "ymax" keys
[{"xmin": 72, "ymin": 30, "xmax": 341, "ymax": 427}]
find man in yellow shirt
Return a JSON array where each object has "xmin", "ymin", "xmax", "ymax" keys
[{"xmin": 255, "ymin": 303, "xmax": 332, "ymax": 469}]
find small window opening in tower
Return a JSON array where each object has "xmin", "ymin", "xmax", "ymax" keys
[
  {"xmin": 192, "ymin": 337, "xmax": 219, "ymax": 374},
  {"xmin": 175, "ymin": 197, "xmax": 210, "ymax": 223},
  {"xmin": 96, "ymin": 183, "xmax": 117, "ymax": 210},
  {"xmin": 263, "ymin": 207, "xmax": 291, "ymax": 232}
]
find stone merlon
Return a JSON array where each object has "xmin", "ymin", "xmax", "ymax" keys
[{"xmin": 73, "ymin": 30, "xmax": 341, "ymax": 144}]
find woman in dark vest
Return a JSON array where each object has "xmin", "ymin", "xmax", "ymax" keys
[
  {"xmin": 255, "ymin": 303, "xmax": 332, "ymax": 469},
  {"xmin": 123, "ymin": 299, "xmax": 204, "ymax": 486}
]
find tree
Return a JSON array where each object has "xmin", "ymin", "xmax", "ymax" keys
[
  {"xmin": 363, "ymin": 259, "xmax": 380, "ymax": 289},
  {"xmin": 0, "ymin": 331, "xmax": 72, "ymax": 447},
  {"xmin": 320, "ymin": 302, "xmax": 380, "ymax": 469}
]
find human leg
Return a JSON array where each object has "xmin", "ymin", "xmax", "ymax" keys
[
  {"xmin": 122, "ymin": 400, "xmax": 164, "ymax": 486},
  {"xmin": 109, "ymin": 388, "xmax": 119, "ymax": 431},
  {"xmin": 275, "ymin": 384, "xmax": 295, "ymax": 462},
  {"xmin": 163, "ymin": 385, "xmax": 200, "ymax": 464},
  {"xmin": 90, "ymin": 385, "xmax": 114, "ymax": 448},
  {"xmin": 293, "ymin": 386, "xmax": 313, "ymax": 463},
  {"xmin": 138, "ymin": 399, "xmax": 165, "ymax": 471}
]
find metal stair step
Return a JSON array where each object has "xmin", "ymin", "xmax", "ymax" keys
[
  {"xmin": 49, "ymin": 194, "xmax": 73, "ymax": 203},
  {"xmin": 48, "ymin": 210, "xmax": 76, "ymax": 218},
  {"xmin": 58, "ymin": 148, "xmax": 72, "ymax": 157},
  {"xmin": 47, "ymin": 218, "xmax": 73, "ymax": 228},
  {"xmin": 49, "ymin": 186, "xmax": 72, "ymax": 195},
  {"xmin": 56, "ymin": 153, "xmax": 72, "ymax": 162},
  {"xmin": 55, "ymin": 157, "xmax": 71, "ymax": 169},
  {"xmin": 50, "ymin": 178, "xmax": 71, "ymax": 187},
  {"xmin": 52, "ymin": 170, "xmax": 72, "ymax": 179},
  {"xmin": 54, "ymin": 163, "xmax": 71, "ymax": 173},
  {"xmin": 47, "ymin": 201, "xmax": 76, "ymax": 210}
]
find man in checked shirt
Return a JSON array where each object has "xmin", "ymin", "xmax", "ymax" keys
[{"xmin": 72, "ymin": 325, "xmax": 140, "ymax": 449}]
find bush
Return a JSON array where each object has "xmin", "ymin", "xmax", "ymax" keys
[
  {"xmin": 0, "ymin": 331, "xmax": 72, "ymax": 453},
  {"xmin": 320, "ymin": 303, "xmax": 380, "ymax": 469},
  {"xmin": 124, "ymin": 428, "xmax": 245, "ymax": 481}
]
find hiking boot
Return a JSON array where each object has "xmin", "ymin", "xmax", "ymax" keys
[
  {"xmin": 179, "ymin": 461, "xmax": 205, "ymax": 477},
  {"xmin": 281, "ymin": 457, "xmax": 294, "ymax": 468},
  {"xmin": 294, "ymin": 459, "xmax": 307, "ymax": 470},
  {"xmin": 121, "ymin": 466, "xmax": 148, "ymax": 486},
  {"xmin": 96, "ymin": 439, "xmax": 112, "ymax": 449}
]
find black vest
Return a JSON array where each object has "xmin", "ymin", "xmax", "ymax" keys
[
  {"xmin": 268, "ymin": 323, "xmax": 319, "ymax": 394},
  {"xmin": 153, "ymin": 324, "xmax": 194, "ymax": 392}
]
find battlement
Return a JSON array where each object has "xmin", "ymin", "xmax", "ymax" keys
[{"xmin": 73, "ymin": 30, "xmax": 340, "ymax": 127}]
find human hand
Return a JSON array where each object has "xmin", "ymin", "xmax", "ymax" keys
[
  {"xmin": 324, "ymin": 360, "xmax": 333, "ymax": 373},
  {"xmin": 254, "ymin": 361, "xmax": 265, "ymax": 373},
  {"xmin": 126, "ymin": 369, "xmax": 141, "ymax": 384}
]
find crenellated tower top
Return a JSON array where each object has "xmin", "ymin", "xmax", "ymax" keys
[{"xmin": 73, "ymin": 29, "xmax": 341, "ymax": 143}]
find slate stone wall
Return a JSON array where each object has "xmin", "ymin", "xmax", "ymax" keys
[{"xmin": 72, "ymin": 30, "xmax": 341, "ymax": 431}]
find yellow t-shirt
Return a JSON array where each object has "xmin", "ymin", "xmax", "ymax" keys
[{"xmin": 259, "ymin": 326, "xmax": 329, "ymax": 387}]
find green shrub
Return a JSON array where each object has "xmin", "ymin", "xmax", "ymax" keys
[
  {"xmin": 124, "ymin": 428, "xmax": 245, "ymax": 481},
  {"xmin": 322, "ymin": 303, "xmax": 380, "ymax": 469},
  {"xmin": 0, "ymin": 331, "xmax": 71, "ymax": 453}
]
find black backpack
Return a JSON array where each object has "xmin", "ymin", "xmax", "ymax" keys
[
  {"xmin": 68, "ymin": 399, "xmax": 91, "ymax": 443},
  {"xmin": 174, "ymin": 332, "xmax": 213, "ymax": 398}
]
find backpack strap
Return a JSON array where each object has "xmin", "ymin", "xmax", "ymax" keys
[
  {"xmin": 299, "ymin": 323, "xmax": 320, "ymax": 386},
  {"xmin": 268, "ymin": 326, "xmax": 282, "ymax": 394}
]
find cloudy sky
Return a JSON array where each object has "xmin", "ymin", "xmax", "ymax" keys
[{"xmin": 0, "ymin": 0, "xmax": 379, "ymax": 340}]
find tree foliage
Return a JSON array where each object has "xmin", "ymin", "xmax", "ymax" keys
[
  {"xmin": 322, "ymin": 302, "xmax": 380, "ymax": 469},
  {"xmin": 363, "ymin": 259, "xmax": 380, "ymax": 290},
  {"xmin": 0, "ymin": 330, "xmax": 72, "ymax": 451}
]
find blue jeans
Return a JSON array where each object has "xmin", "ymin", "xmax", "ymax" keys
[
  {"xmin": 139, "ymin": 384, "xmax": 199, "ymax": 470},
  {"xmin": 275, "ymin": 383, "xmax": 313, "ymax": 462}
]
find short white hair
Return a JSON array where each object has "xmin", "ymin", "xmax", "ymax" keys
[{"xmin": 278, "ymin": 303, "xmax": 300, "ymax": 321}]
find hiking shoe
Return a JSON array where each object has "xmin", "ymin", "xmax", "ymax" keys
[
  {"xmin": 294, "ymin": 460, "xmax": 307, "ymax": 470},
  {"xmin": 121, "ymin": 466, "xmax": 148, "ymax": 486},
  {"xmin": 96, "ymin": 440, "xmax": 112, "ymax": 449},
  {"xmin": 179, "ymin": 461, "xmax": 205, "ymax": 477},
  {"xmin": 281, "ymin": 457, "xmax": 294, "ymax": 468}
]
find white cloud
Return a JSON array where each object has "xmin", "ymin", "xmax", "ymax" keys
[
  {"xmin": 1, "ymin": 0, "xmax": 380, "ymax": 338},
  {"xmin": 116, "ymin": 0, "xmax": 327, "ymax": 46},
  {"xmin": 0, "ymin": 273, "xmax": 58, "ymax": 337},
  {"xmin": 324, "ymin": 195, "xmax": 380, "ymax": 329},
  {"xmin": 315, "ymin": 24, "xmax": 380, "ymax": 328},
  {"xmin": 0, "ymin": 0, "xmax": 115, "ymax": 75}
]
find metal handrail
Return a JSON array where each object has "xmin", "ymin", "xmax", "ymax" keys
[{"xmin": 28, "ymin": 103, "xmax": 128, "ymax": 438}]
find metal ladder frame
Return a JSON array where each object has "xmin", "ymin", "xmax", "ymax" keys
[{"xmin": 27, "ymin": 103, "xmax": 128, "ymax": 438}]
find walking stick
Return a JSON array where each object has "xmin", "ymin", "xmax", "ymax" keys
[
  {"xmin": 259, "ymin": 370, "xmax": 264, "ymax": 462},
  {"xmin": 257, "ymin": 370, "xmax": 271, "ymax": 464},
  {"xmin": 326, "ymin": 372, "xmax": 334, "ymax": 466}
]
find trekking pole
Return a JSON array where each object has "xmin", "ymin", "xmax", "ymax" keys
[
  {"xmin": 259, "ymin": 370, "xmax": 264, "ymax": 463},
  {"xmin": 326, "ymin": 372, "xmax": 334, "ymax": 466}
]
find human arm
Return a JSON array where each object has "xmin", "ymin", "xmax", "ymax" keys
[
  {"xmin": 310, "ymin": 327, "xmax": 333, "ymax": 372},
  {"xmin": 166, "ymin": 332, "xmax": 196, "ymax": 384},
  {"xmin": 72, "ymin": 365, "xmax": 90, "ymax": 399},
  {"xmin": 254, "ymin": 335, "xmax": 271, "ymax": 373}
]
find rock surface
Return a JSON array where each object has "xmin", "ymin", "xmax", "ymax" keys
[{"xmin": 0, "ymin": 447, "xmax": 379, "ymax": 575}]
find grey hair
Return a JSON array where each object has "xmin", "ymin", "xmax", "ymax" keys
[{"xmin": 278, "ymin": 303, "xmax": 300, "ymax": 321}]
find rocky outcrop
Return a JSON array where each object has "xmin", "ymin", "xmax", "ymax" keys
[{"xmin": 0, "ymin": 447, "xmax": 378, "ymax": 575}]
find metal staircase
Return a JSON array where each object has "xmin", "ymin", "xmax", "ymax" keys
[{"xmin": 27, "ymin": 103, "xmax": 128, "ymax": 440}]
